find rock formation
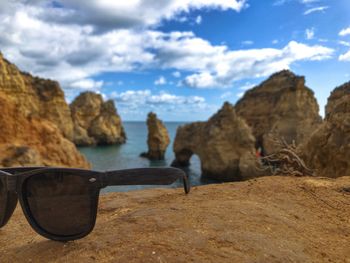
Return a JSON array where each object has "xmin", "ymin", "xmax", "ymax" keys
[
  {"xmin": 301, "ymin": 82, "xmax": 350, "ymax": 177},
  {"xmin": 0, "ymin": 92, "xmax": 90, "ymax": 168},
  {"xmin": 0, "ymin": 53, "xmax": 74, "ymax": 140},
  {"xmin": 70, "ymin": 92, "xmax": 126, "ymax": 146},
  {"xmin": 140, "ymin": 112, "xmax": 170, "ymax": 160},
  {"xmin": 172, "ymin": 102, "xmax": 264, "ymax": 181},
  {"xmin": 235, "ymin": 70, "xmax": 322, "ymax": 155}
]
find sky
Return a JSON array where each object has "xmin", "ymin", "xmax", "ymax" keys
[{"xmin": 0, "ymin": 0, "xmax": 349, "ymax": 121}]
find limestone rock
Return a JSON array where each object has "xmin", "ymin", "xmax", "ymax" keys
[
  {"xmin": 140, "ymin": 112, "xmax": 170, "ymax": 160},
  {"xmin": 301, "ymin": 82, "xmax": 350, "ymax": 177},
  {"xmin": 0, "ymin": 91, "xmax": 90, "ymax": 168},
  {"xmin": 235, "ymin": 70, "xmax": 322, "ymax": 155},
  {"xmin": 70, "ymin": 92, "xmax": 126, "ymax": 146},
  {"xmin": 172, "ymin": 102, "xmax": 264, "ymax": 181},
  {"xmin": 0, "ymin": 53, "xmax": 74, "ymax": 140}
]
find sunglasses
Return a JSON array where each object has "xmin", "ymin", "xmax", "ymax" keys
[{"xmin": 0, "ymin": 166, "xmax": 190, "ymax": 242}]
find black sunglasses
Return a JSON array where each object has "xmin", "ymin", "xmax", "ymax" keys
[{"xmin": 0, "ymin": 167, "xmax": 190, "ymax": 241}]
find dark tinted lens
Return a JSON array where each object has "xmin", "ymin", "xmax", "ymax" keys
[
  {"xmin": 24, "ymin": 172, "xmax": 98, "ymax": 237},
  {"xmin": 0, "ymin": 178, "xmax": 5, "ymax": 221},
  {"xmin": 0, "ymin": 175, "xmax": 18, "ymax": 228}
]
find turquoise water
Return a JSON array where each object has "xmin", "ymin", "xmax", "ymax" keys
[{"xmin": 78, "ymin": 122, "xmax": 217, "ymax": 192}]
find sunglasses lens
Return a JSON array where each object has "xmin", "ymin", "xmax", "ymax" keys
[
  {"xmin": 0, "ymin": 178, "xmax": 5, "ymax": 216},
  {"xmin": 24, "ymin": 171, "xmax": 98, "ymax": 238}
]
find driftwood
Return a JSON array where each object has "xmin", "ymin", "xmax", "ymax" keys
[{"xmin": 259, "ymin": 137, "xmax": 314, "ymax": 177}]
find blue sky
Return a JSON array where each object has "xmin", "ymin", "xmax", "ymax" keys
[{"xmin": 0, "ymin": 0, "xmax": 349, "ymax": 121}]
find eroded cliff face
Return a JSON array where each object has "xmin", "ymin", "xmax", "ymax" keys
[
  {"xmin": 70, "ymin": 92, "xmax": 126, "ymax": 146},
  {"xmin": 172, "ymin": 102, "xmax": 264, "ymax": 181},
  {"xmin": 141, "ymin": 112, "xmax": 170, "ymax": 160},
  {"xmin": 0, "ymin": 53, "xmax": 74, "ymax": 140},
  {"xmin": 235, "ymin": 70, "xmax": 322, "ymax": 155},
  {"xmin": 301, "ymin": 82, "xmax": 350, "ymax": 177},
  {"xmin": 0, "ymin": 92, "xmax": 90, "ymax": 168}
]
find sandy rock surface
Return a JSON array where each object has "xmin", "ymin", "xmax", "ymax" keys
[{"xmin": 1, "ymin": 176, "xmax": 349, "ymax": 263}]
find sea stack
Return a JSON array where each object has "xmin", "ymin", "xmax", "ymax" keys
[
  {"xmin": 140, "ymin": 112, "xmax": 170, "ymax": 160},
  {"xmin": 172, "ymin": 102, "xmax": 264, "ymax": 181},
  {"xmin": 70, "ymin": 92, "xmax": 126, "ymax": 146},
  {"xmin": 235, "ymin": 70, "xmax": 322, "ymax": 155},
  {"xmin": 301, "ymin": 81, "xmax": 350, "ymax": 177}
]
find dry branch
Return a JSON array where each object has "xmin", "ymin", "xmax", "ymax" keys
[{"xmin": 259, "ymin": 137, "xmax": 314, "ymax": 177}]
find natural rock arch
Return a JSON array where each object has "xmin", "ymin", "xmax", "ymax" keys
[{"xmin": 172, "ymin": 102, "xmax": 263, "ymax": 182}]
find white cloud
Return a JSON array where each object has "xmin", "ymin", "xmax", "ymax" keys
[
  {"xmin": 0, "ymin": 2, "xmax": 334, "ymax": 92},
  {"xmin": 69, "ymin": 79, "xmax": 104, "ymax": 90},
  {"xmin": 274, "ymin": 0, "xmax": 319, "ymax": 6},
  {"xmin": 304, "ymin": 6, "xmax": 328, "ymax": 15},
  {"xmin": 14, "ymin": 0, "xmax": 247, "ymax": 32},
  {"xmin": 110, "ymin": 90, "xmax": 206, "ymax": 108},
  {"xmin": 182, "ymin": 41, "xmax": 333, "ymax": 88},
  {"xmin": 195, "ymin": 15, "xmax": 202, "ymax": 25},
  {"xmin": 305, "ymin": 28, "xmax": 315, "ymax": 40},
  {"xmin": 242, "ymin": 40, "xmax": 254, "ymax": 45},
  {"xmin": 154, "ymin": 76, "xmax": 167, "ymax": 85},
  {"xmin": 272, "ymin": 39, "xmax": 279, "ymax": 45},
  {"xmin": 220, "ymin": 91, "xmax": 233, "ymax": 99},
  {"xmin": 339, "ymin": 41, "xmax": 350, "ymax": 47},
  {"xmin": 339, "ymin": 27, "xmax": 350, "ymax": 37},
  {"xmin": 172, "ymin": 71, "xmax": 181, "ymax": 78},
  {"xmin": 300, "ymin": 0, "xmax": 319, "ymax": 3},
  {"xmin": 339, "ymin": 50, "xmax": 350, "ymax": 62}
]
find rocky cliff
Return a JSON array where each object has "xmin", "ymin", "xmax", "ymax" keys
[
  {"xmin": 301, "ymin": 82, "xmax": 350, "ymax": 177},
  {"xmin": 141, "ymin": 112, "xmax": 170, "ymax": 160},
  {"xmin": 0, "ymin": 52, "xmax": 89, "ymax": 168},
  {"xmin": 235, "ymin": 70, "xmax": 322, "ymax": 155},
  {"xmin": 0, "ymin": 92, "xmax": 89, "ymax": 168},
  {"xmin": 172, "ymin": 102, "xmax": 264, "ymax": 181},
  {"xmin": 0, "ymin": 53, "xmax": 74, "ymax": 140},
  {"xmin": 70, "ymin": 92, "xmax": 126, "ymax": 146}
]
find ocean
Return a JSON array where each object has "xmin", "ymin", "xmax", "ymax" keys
[{"xmin": 78, "ymin": 122, "xmax": 218, "ymax": 193}]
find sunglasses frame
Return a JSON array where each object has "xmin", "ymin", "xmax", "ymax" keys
[{"xmin": 0, "ymin": 167, "xmax": 190, "ymax": 242}]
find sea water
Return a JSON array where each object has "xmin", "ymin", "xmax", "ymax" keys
[{"xmin": 78, "ymin": 122, "xmax": 218, "ymax": 193}]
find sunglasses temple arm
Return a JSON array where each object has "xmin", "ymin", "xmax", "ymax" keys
[{"xmin": 104, "ymin": 168, "xmax": 190, "ymax": 194}]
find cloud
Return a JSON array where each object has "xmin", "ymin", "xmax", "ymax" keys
[
  {"xmin": 154, "ymin": 76, "xmax": 167, "ymax": 85},
  {"xmin": 339, "ymin": 27, "xmax": 350, "ymax": 37},
  {"xmin": 339, "ymin": 41, "xmax": 350, "ymax": 47},
  {"xmin": 15, "ymin": 0, "xmax": 247, "ymax": 32},
  {"xmin": 172, "ymin": 71, "xmax": 181, "ymax": 78},
  {"xmin": 242, "ymin": 40, "xmax": 254, "ymax": 45},
  {"xmin": 0, "ymin": 2, "xmax": 334, "ymax": 92},
  {"xmin": 68, "ymin": 79, "xmax": 104, "ymax": 90},
  {"xmin": 195, "ymin": 15, "xmax": 202, "ymax": 25},
  {"xmin": 220, "ymin": 91, "xmax": 233, "ymax": 99},
  {"xmin": 339, "ymin": 50, "xmax": 350, "ymax": 62},
  {"xmin": 305, "ymin": 28, "xmax": 315, "ymax": 40},
  {"xmin": 111, "ymin": 90, "xmax": 205, "ymax": 105},
  {"xmin": 182, "ymin": 41, "xmax": 333, "ymax": 88},
  {"xmin": 304, "ymin": 6, "xmax": 328, "ymax": 15}
]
